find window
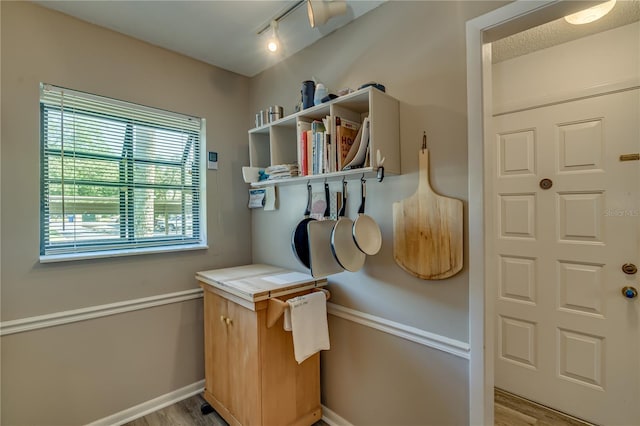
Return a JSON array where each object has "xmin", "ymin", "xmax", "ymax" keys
[{"xmin": 40, "ymin": 84, "xmax": 206, "ymax": 261}]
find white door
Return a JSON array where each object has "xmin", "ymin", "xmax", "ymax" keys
[{"xmin": 492, "ymin": 89, "xmax": 640, "ymax": 425}]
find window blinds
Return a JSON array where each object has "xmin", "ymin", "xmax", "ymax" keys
[{"xmin": 40, "ymin": 83, "xmax": 205, "ymax": 259}]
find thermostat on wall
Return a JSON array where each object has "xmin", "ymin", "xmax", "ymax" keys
[{"xmin": 208, "ymin": 152, "xmax": 218, "ymax": 170}]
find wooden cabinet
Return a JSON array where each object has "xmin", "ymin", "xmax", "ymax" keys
[
  {"xmin": 197, "ymin": 264, "xmax": 328, "ymax": 426},
  {"xmin": 247, "ymin": 86, "xmax": 400, "ymax": 187}
]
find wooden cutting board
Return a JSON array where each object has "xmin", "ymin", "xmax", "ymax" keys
[{"xmin": 393, "ymin": 149, "xmax": 463, "ymax": 280}]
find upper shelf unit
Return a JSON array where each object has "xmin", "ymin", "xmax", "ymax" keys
[{"xmin": 247, "ymin": 86, "xmax": 400, "ymax": 186}]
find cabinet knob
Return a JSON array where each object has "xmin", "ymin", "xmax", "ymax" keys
[
  {"xmin": 225, "ymin": 317, "xmax": 233, "ymax": 326},
  {"xmin": 220, "ymin": 315, "xmax": 225, "ymax": 323}
]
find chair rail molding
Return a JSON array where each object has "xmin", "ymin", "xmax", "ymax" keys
[
  {"xmin": 0, "ymin": 288, "xmax": 204, "ymax": 336},
  {"xmin": 327, "ymin": 302, "xmax": 470, "ymax": 359}
]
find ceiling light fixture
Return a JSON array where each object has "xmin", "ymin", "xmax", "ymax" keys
[
  {"xmin": 266, "ymin": 20, "xmax": 280, "ymax": 53},
  {"xmin": 307, "ymin": 0, "xmax": 348, "ymax": 28},
  {"xmin": 565, "ymin": 0, "xmax": 616, "ymax": 25}
]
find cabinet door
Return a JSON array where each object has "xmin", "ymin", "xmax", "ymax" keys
[
  {"xmin": 203, "ymin": 291, "xmax": 229, "ymax": 408},
  {"xmin": 226, "ymin": 300, "xmax": 262, "ymax": 425}
]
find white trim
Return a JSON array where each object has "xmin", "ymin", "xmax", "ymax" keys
[
  {"xmin": 0, "ymin": 288, "xmax": 204, "ymax": 336},
  {"xmin": 494, "ymin": 78, "xmax": 640, "ymax": 116},
  {"xmin": 39, "ymin": 243, "xmax": 208, "ymax": 263},
  {"xmin": 321, "ymin": 404, "xmax": 355, "ymax": 426},
  {"xmin": 467, "ymin": 1, "xmax": 567, "ymax": 424},
  {"xmin": 86, "ymin": 380, "xmax": 205, "ymax": 426},
  {"xmin": 86, "ymin": 380, "xmax": 353, "ymax": 426},
  {"xmin": 327, "ymin": 303, "xmax": 470, "ymax": 360}
]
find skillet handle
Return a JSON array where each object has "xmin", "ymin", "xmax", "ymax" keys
[
  {"xmin": 358, "ymin": 178, "xmax": 366, "ymax": 214},
  {"xmin": 304, "ymin": 183, "xmax": 312, "ymax": 216},
  {"xmin": 324, "ymin": 182, "xmax": 331, "ymax": 219},
  {"xmin": 338, "ymin": 180, "xmax": 347, "ymax": 218}
]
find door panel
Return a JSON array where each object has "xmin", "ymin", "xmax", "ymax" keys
[
  {"xmin": 492, "ymin": 89, "xmax": 640, "ymax": 425},
  {"xmin": 204, "ymin": 291, "xmax": 230, "ymax": 407},
  {"xmin": 226, "ymin": 300, "xmax": 261, "ymax": 426}
]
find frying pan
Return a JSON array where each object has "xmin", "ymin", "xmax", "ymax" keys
[
  {"xmin": 291, "ymin": 183, "xmax": 315, "ymax": 268},
  {"xmin": 331, "ymin": 180, "xmax": 366, "ymax": 272},
  {"xmin": 307, "ymin": 182, "xmax": 344, "ymax": 278},
  {"xmin": 353, "ymin": 177, "xmax": 382, "ymax": 255}
]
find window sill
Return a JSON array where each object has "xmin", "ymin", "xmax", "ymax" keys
[{"xmin": 39, "ymin": 243, "xmax": 209, "ymax": 263}]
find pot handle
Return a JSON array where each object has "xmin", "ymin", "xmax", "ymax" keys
[
  {"xmin": 324, "ymin": 182, "xmax": 331, "ymax": 219},
  {"xmin": 304, "ymin": 183, "xmax": 312, "ymax": 217},
  {"xmin": 338, "ymin": 180, "xmax": 347, "ymax": 218},
  {"xmin": 358, "ymin": 177, "xmax": 366, "ymax": 214}
]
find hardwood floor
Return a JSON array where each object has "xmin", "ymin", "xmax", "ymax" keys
[
  {"xmin": 122, "ymin": 394, "xmax": 328, "ymax": 426},
  {"xmin": 494, "ymin": 388, "xmax": 594, "ymax": 426},
  {"xmin": 122, "ymin": 388, "xmax": 594, "ymax": 426},
  {"xmin": 123, "ymin": 394, "xmax": 227, "ymax": 426}
]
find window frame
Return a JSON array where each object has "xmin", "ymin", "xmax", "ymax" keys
[{"xmin": 39, "ymin": 84, "xmax": 207, "ymax": 262}]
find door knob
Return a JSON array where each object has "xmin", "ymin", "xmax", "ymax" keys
[
  {"xmin": 539, "ymin": 178, "xmax": 553, "ymax": 189},
  {"xmin": 622, "ymin": 286, "xmax": 638, "ymax": 299}
]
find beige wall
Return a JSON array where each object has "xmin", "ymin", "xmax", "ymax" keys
[
  {"xmin": 1, "ymin": 2, "xmax": 251, "ymax": 424},
  {"xmin": 249, "ymin": 1, "xmax": 505, "ymax": 424}
]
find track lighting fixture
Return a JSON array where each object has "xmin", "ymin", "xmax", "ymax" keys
[
  {"xmin": 307, "ymin": 0, "xmax": 347, "ymax": 28},
  {"xmin": 266, "ymin": 20, "xmax": 280, "ymax": 53}
]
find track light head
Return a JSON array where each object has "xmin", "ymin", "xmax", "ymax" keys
[
  {"xmin": 307, "ymin": 0, "xmax": 347, "ymax": 28},
  {"xmin": 266, "ymin": 20, "xmax": 280, "ymax": 53}
]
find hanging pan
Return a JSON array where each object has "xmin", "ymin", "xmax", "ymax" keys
[
  {"xmin": 307, "ymin": 182, "xmax": 344, "ymax": 278},
  {"xmin": 331, "ymin": 180, "xmax": 366, "ymax": 272},
  {"xmin": 352, "ymin": 177, "xmax": 382, "ymax": 255},
  {"xmin": 291, "ymin": 183, "xmax": 315, "ymax": 268}
]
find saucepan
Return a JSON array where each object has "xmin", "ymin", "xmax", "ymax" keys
[
  {"xmin": 352, "ymin": 177, "xmax": 382, "ymax": 255},
  {"xmin": 291, "ymin": 183, "xmax": 315, "ymax": 268},
  {"xmin": 307, "ymin": 182, "xmax": 344, "ymax": 278},
  {"xmin": 331, "ymin": 180, "xmax": 366, "ymax": 271}
]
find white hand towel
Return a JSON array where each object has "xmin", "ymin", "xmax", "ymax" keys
[{"xmin": 287, "ymin": 291, "xmax": 330, "ymax": 364}]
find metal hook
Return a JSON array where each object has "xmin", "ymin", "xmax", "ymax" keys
[{"xmin": 422, "ymin": 131, "xmax": 427, "ymax": 153}]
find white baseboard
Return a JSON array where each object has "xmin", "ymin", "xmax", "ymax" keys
[
  {"xmin": 86, "ymin": 380, "xmax": 205, "ymax": 426},
  {"xmin": 86, "ymin": 379, "xmax": 353, "ymax": 426},
  {"xmin": 327, "ymin": 302, "xmax": 470, "ymax": 359},
  {"xmin": 322, "ymin": 404, "xmax": 355, "ymax": 426}
]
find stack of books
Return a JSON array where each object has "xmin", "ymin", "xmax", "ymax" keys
[{"xmin": 265, "ymin": 164, "xmax": 299, "ymax": 180}]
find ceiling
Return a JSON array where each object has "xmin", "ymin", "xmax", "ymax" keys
[
  {"xmin": 33, "ymin": 0, "xmax": 385, "ymax": 77},
  {"xmin": 493, "ymin": 0, "xmax": 640, "ymax": 63},
  {"xmin": 31, "ymin": 1, "xmax": 639, "ymax": 74}
]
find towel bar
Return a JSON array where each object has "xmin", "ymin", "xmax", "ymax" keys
[{"xmin": 266, "ymin": 288, "xmax": 330, "ymax": 328}]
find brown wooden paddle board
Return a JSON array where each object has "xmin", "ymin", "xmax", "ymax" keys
[{"xmin": 393, "ymin": 148, "xmax": 463, "ymax": 280}]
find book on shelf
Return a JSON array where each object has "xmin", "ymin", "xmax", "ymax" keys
[
  {"xmin": 343, "ymin": 117, "xmax": 370, "ymax": 170},
  {"xmin": 311, "ymin": 120, "xmax": 326, "ymax": 175},
  {"xmin": 306, "ymin": 129, "xmax": 313, "ymax": 175},
  {"xmin": 297, "ymin": 121, "xmax": 311, "ymax": 176},
  {"xmin": 335, "ymin": 117, "xmax": 361, "ymax": 171},
  {"xmin": 322, "ymin": 115, "xmax": 333, "ymax": 173}
]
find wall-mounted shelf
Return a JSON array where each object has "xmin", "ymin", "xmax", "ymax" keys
[
  {"xmin": 250, "ymin": 167, "xmax": 380, "ymax": 187},
  {"xmin": 246, "ymin": 86, "xmax": 400, "ymax": 186}
]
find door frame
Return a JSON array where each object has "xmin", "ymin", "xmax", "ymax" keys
[{"xmin": 465, "ymin": 1, "xmax": 604, "ymax": 424}]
